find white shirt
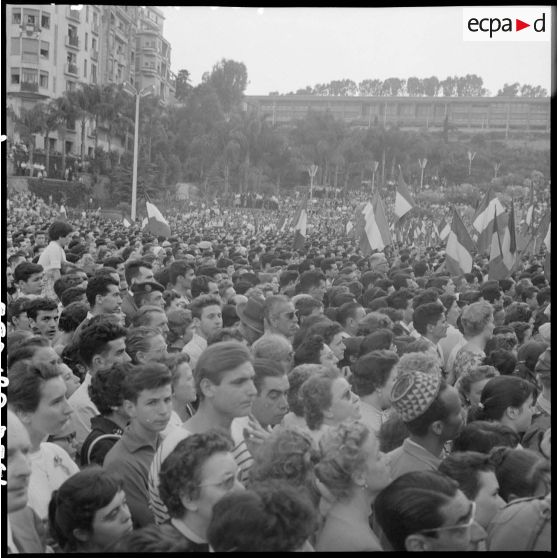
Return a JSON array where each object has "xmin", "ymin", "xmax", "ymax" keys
[
  {"xmin": 181, "ymin": 333, "xmax": 207, "ymax": 370},
  {"xmin": 28, "ymin": 442, "xmax": 79, "ymax": 521},
  {"xmin": 68, "ymin": 374, "xmax": 99, "ymax": 448},
  {"xmin": 38, "ymin": 241, "xmax": 66, "ymax": 272}
]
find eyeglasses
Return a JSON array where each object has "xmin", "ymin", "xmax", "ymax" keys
[
  {"xmin": 416, "ymin": 502, "xmax": 476, "ymax": 535},
  {"xmin": 198, "ymin": 472, "xmax": 241, "ymax": 492}
]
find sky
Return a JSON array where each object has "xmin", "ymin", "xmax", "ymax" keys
[{"xmin": 160, "ymin": 6, "xmax": 553, "ymax": 96}]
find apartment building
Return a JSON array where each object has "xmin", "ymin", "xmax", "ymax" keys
[{"xmin": 6, "ymin": 4, "xmax": 176, "ymax": 163}]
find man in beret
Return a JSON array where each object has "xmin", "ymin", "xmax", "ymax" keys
[
  {"xmin": 132, "ymin": 280, "xmax": 165, "ymax": 310},
  {"xmin": 386, "ymin": 371, "xmax": 464, "ymax": 480}
]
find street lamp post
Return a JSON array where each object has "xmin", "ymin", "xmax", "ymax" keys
[
  {"xmin": 371, "ymin": 160, "xmax": 379, "ymax": 195},
  {"xmin": 307, "ymin": 164, "xmax": 318, "ymax": 201},
  {"xmin": 123, "ymin": 82, "xmax": 154, "ymax": 221},
  {"xmin": 467, "ymin": 150, "xmax": 476, "ymax": 177},
  {"xmin": 419, "ymin": 158, "xmax": 428, "ymax": 190}
]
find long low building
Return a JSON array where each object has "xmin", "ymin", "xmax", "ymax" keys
[{"xmin": 244, "ymin": 95, "xmax": 550, "ymax": 134}]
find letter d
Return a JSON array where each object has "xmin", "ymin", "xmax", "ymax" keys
[{"xmin": 534, "ymin": 13, "xmax": 545, "ymax": 32}]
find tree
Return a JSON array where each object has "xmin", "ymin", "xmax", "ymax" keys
[
  {"xmin": 497, "ymin": 82, "xmax": 520, "ymax": 96},
  {"xmin": 42, "ymin": 100, "xmax": 68, "ymax": 177},
  {"xmin": 422, "ymin": 76, "xmax": 440, "ymax": 97},
  {"xmin": 406, "ymin": 77, "xmax": 424, "ymax": 96},
  {"xmin": 175, "ymin": 69, "xmax": 193, "ymax": 102},
  {"xmin": 440, "ymin": 76, "xmax": 457, "ymax": 96},
  {"xmin": 382, "ymin": 78, "xmax": 406, "ymax": 96},
  {"xmin": 65, "ymin": 82, "xmax": 99, "ymax": 165},
  {"xmin": 358, "ymin": 79, "xmax": 383, "ymax": 96},
  {"xmin": 202, "ymin": 59, "xmax": 248, "ymax": 116},
  {"xmin": 8, "ymin": 104, "xmax": 47, "ymax": 173},
  {"xmin": 520, "ymin": 84, "xmax": 548, "ymax": 97}
]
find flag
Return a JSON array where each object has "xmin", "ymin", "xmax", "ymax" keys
[
  {"xmin": 360, "ymin": 194, "xmax": 392, "ymax": 255},
  {"xmin": 145, "ymin": 201, "xmax": 171, "ymax": 238},
  {"xmin": 123, "ymin": 217, "xmax": 131, "ymax": 228},
  {"xmin": 501, "ymin": 200, "xmax": 517, "ymax": 271},
  {"xmin": 445, "ymin": 209, "xmax": 476, "ymax": 275},
  {"xmin": 438, "ymin": 219, "xmax": 451, "ymax": 241},
  {"xmin": 276, "ymin": 214, "xmax": 287, "ymax": 232},
  {"xmin": 394, "ymin": 170, "xmax": 415, "ymax": 220},
  {"xmin": 346, "ymin": 220, "xmax": 354, "ymax": 236},
  {"xmin": 488, "ymin": 207, "xmax": 509, "ymax": 280},
  {"xmin": 472, "ymin": 189, "xmax": 507, "ymax": 254},
  {"xmin": 141, "ymin": 217, "xmax": 148, "ymax": 230},
  {"xmin": 292, "ymin": 197, "xmax": 308, "ymax": 250}
]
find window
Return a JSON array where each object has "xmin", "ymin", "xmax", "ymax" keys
[
  {"xmin": 53, "ymin": 76, "xmax": 56, "ymax": 94},
  {"xmin": 22, "ymin": 68, "xmax": 38, "ymax": 84},
  {"xmin": 65, "ymin": 141, "xmax": 73, "ymax": 154},
  {"xmin": 40, "ymin": 41, "xmax": 49, "ymax": 59},
  {"xmin": 66, "ymin": 81, "xmax": 76, "ymax": 92},
  {"xmin": 11, "ymin": 38, "xmax": 20, "ymax": 55},
  {"xmin": 26, "ymin": 14, "xmax": 36, "ymax": 25},
  {"xmin": 92, "ymin": 37, "xmax": 97, "ymax": 50},
  {"xmin": 11, "ymin": 69, "xmax": 20, "ymax": 84},
  {"xmin": 41, "ymin": 14, "xmax": 50, "ymax": 28},
  {"xmin": 93, "ymin": 12, "xmax": 98, "ymax": 25},
  {"xmin": 86, "ymin": 5, "xmax": 89, "ymax": 22},
  {"xmin": 13, "ymin": 9, "xmax": 21, "ymax": 24},
  {"xmin": 22, "ymin": 38, "xmax": 38, "ymax": 64},
  {"xmin": 40, "ymin": 71, "xmax": 48, "ymax": 88},
  {"xmin": 84, "ymin": 60, "xmax": 87, "ymax": 78},
  {"xmin": 91, "ymin": 64, "xmax": 97, "ymax": 83},
  {"xmin": 85, "ymin": 32, "xmax": 88, "ymax": 50}
]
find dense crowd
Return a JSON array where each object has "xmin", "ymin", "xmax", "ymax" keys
[{"xmin": 5, "ymin": 188, "xmax": 551, "ymax": 552}]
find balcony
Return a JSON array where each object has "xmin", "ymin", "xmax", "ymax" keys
[
  {"xmin": 21, "ymin": 23, "xmax": 41, "ymax": 37},
  {"xmin": 20, "ymin": 81, "xmax": 39, "ymax": 92},
  {"xmin": 91, "ymin": 49, "xmax": 98, "ymax": 61},
  {"xmin": 65, "ymin": 63, "xmax": 79, "ymax": 76},
  {"xmin": 67, "ymin": 7, "xmax": 80, "ymax": 22},
  {"xmin": 141, "ymin": 65, "xmax": 157, "ymax": 75},
  {"xmin": 66, "ymin": 35, "xmax": 79, "ymax": 49}
]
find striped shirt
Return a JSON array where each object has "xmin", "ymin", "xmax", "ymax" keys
[{"xmin": 148, "ymin": 426, "xmax": 253, "ymax": 525}]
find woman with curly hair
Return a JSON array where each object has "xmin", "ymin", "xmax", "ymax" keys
[
  {"xmin": 208, "ymin": 479, "xmax": 317, "ymax": 551},
  {"xmin": 157, "ymin": 430, "xmax": 243, "ymax": 551},
  {"xmin": 300, "ymin": 369, "xmax": 361, "ymax": 445},
  {"xmin": 314, "ymin": 421, "xmax": 391, "ymax": 551},
  {"xmin": 48, "ymin": 467, "xmax": 132, "ymax": 553},
  {"xmin": 248, "ymin": 427, "xmax": 321, "ymax": 508}
]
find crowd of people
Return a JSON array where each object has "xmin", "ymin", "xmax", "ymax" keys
[{"xmin": 5, "ymin": 186, "xmax": 551, "ymax": 552}]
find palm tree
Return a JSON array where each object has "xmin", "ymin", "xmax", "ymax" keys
[
  {"xmin": 52, "ymin": 95, "xmax": 77, "ymax": 178},
  {"xmin": 65, "ymin": 82, "xmax": 99, "ymax": 165},
  {"xmin": 42, "ymin": 100, "xmax": 68, "ymax": 177},
  {"xmin": 8, "ymin": 104, "xmax": 47, "ymax": 174}
]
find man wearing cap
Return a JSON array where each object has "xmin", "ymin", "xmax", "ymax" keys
[
  {"xmin": 182, "ymin": 294, "xmax": 223, "ymax": 369},
  {"xmin": 387, "ymin": 371, "xmax": 464, "ymax": 480},
  {"xmin": 236, "ymin": 296, "xmax": 265, "ymax": 346},
  {"xmin": 132, "ymin": 280, "xmax": 165, "ymax": 310}
]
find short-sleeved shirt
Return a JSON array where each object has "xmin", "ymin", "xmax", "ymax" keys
[
  {"xmin": 28, "ymin": 442, "xmax": 79, "ymax": 522},
  {"xmin": 38, "ymin": 240, "xmax": 66, "ymax": 271},
  {"xmin": 103, "ymin": 425, "xmax": 161, "ymax": 528}
]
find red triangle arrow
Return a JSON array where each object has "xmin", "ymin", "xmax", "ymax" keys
[{"xmin": 516, "ymin": 19, "xmax": 530, "ymax": 31}]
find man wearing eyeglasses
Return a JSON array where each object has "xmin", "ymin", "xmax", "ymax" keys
[
  {"xmin": 374, "ymin": 470, "xmax": 487, "ymax": 551},
  {"xmin": 262, "ymin": 295, "xmax": 299, "ymax": 342}
]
